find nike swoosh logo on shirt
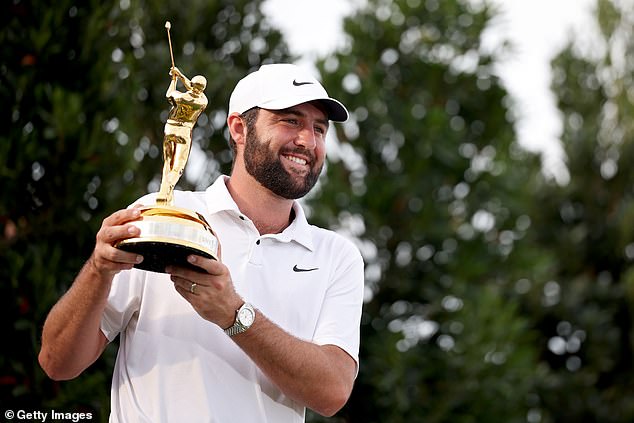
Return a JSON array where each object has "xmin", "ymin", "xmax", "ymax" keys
[{"xmin": 293, "ymin": 265, "xmax": 319, "ymax": 272}]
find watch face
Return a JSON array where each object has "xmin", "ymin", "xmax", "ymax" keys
[{"xmin": 238, "ymin": 306, "xmax": 255, "ymax": 326}]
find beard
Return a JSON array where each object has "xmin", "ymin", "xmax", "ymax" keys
[{"xmin": 243, "ymin": 128, "xmax": 322, "ymax": 200}]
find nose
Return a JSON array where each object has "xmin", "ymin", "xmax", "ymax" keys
[{"xmin": 294, "ymin": 126, "xmax": 317, "ymax": 150}]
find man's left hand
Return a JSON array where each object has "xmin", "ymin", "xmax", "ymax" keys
[{"xmin": 167, "ymin": 256, "xmax": 243, "ymax": 329}]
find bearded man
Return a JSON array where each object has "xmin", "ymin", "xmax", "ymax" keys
[{"xmin": 39, "ymin": 64, "xmax": 364, "ymax": 423}]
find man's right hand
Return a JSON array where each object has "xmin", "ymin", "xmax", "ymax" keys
[{"xmin": 88, "ymin": 207, "xmax": 144, "ymax": 277}]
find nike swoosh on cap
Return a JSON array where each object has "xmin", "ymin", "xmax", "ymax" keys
[
  {"xmin": 293, "ymin": 265, "xmax": 319, "ymax": 272},
  {"xmin": 292, "ymin": 79, "xmax": 314, "ymax": 86}
]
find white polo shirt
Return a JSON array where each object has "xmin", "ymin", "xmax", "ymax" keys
[{"xmin": 100, "ymin": 175, "xmax": 364, "ymax": 423}]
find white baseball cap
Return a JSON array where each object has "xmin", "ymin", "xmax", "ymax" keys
[{"xmin": 228, "ymin": 63, "xmax": 349, "ymax": 122}]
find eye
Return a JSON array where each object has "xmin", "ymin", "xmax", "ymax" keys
[{"xmin": 314, "ymin": 125, "xmax": 327, "ymax": 135}]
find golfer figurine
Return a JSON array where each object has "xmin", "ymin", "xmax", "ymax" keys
[{"xmin": 156, "ymin": 66, "xmax": 208, "ymax": 205}]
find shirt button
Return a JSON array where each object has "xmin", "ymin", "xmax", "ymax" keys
[
  {"xmin": 256, "ymin": 240, "xmax": 260, "ymax": 245},
  {"xmin": 239, "ymin": 216, "xmax": 246, "ymax": 220}
]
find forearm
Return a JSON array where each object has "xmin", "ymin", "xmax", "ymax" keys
[
  {"xmin": 39, "ymin": 207, "xmax": 143, "ymax": 380},
  {"xmin": 167, "ymin": 257, "xmax": 358, "ymax": 415},
  {"xmin": 38, "ymin": 256, "xmax": 112, "ymax": 380},
  {"xmin": 166, "ymin": 78, "xmax": 177, "ymax": 97},
  {"xmin": 233, "ymin": 312, "xmax": 355, "ymax": 416}
]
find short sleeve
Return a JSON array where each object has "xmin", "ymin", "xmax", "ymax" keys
[
  {"xmin": 100, "ymin": 269, "xmax": 145, "ymax": 342},
  {"xmin": 312, "ymin": 238, "xmax": 364, "ymax": 372}
]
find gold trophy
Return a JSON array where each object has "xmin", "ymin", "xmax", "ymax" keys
[{"xmin": 116, "ymin": 22, "xmax": 219, "ymax": 273}]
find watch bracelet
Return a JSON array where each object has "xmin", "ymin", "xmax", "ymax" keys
[{"xmin": 224, "ymin": 323, "xmax": 247, "ymax": 337}]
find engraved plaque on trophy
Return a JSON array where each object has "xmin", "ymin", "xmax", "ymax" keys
[{"xmin": 116, "ymin": 22, "xmax": 219, "ymax": 273}]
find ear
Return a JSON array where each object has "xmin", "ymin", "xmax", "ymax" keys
[{"xmin": 227, "ymin": 113, "xmax": 247, "ymax": 146}]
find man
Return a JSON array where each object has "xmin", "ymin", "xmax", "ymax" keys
[
  {"xmin": 39, "ymin": 63, "xmax": 364, "ymax": 422},
  {"xmin": 157, "ymin": 66, "xmax": 208, "ymax": 205}
]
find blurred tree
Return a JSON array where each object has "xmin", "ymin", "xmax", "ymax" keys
[
  {"xmin": 307, "ymin": 0, "xmax": 549, "ymax": 421},
  {"xmin": 526, "ymin": 0, "xmax": 634, "ymax": 421},
  {"xmin": 0, "ymin": 0, "xmax": 290, "ymax": 418}
]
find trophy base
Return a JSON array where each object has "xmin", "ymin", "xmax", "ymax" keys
[
  {"xmin": 117, "ymin": 240, "xmax": 215, "ymax": 273},
  {"xmin": 116, "ymin": 205, "xmax": 219, "ymax": 274}
]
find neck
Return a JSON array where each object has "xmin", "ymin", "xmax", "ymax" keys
[{"xmin": 226, "ymin": 170, "xmax": 295, "ymax": 235}]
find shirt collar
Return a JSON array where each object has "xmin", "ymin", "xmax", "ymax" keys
[
  {"xmin": 204, "ymin": 175, "xmax": 241, "ymax": 215},
  {"xmin": 204, "ymin": 175, "xmax": 314, "ymax": 251}
]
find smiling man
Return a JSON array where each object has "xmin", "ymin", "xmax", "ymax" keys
[{"xmin": 39, "ymin": 64, "xmax": 364, "ymax": 423}]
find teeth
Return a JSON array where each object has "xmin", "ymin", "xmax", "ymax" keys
[{"xmin": 285, "ymin": 155, "xmax": 307, "ymax": 165}]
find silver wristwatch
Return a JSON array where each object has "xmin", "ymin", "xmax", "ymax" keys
[{"xmin": 224, "ymin": 302, "xmax": 255, "ymax": 337}]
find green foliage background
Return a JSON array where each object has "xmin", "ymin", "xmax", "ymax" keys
[{"xmin": 3, "ymin": 0, "xmax": 634, "ymax": 422}]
